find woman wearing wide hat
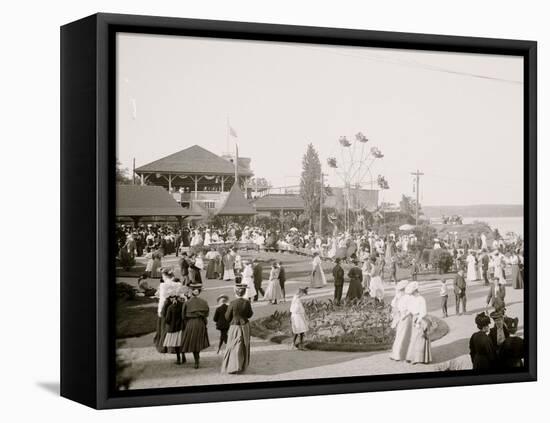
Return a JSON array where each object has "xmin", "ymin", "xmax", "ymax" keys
[
  {"xmin": 221, "ymin": 283, "xmax": 254, "ymax": 374},
  {"xmin": 405, "ymin": 282, "xmax": 432, "ymax": 364},
  {"xmin": 180, "ymin": 282, "xmax": 210, "ymax": 369},
  {"xmin": 469, "ymin": 312, "xmax": 496, "ymax": 371},
  {"xmin": 389, "ymin": 280, "xmax": 413, "ymax": 361}
]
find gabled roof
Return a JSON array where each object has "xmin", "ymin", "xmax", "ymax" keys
[
  {"xmin": 253, "ymin": 194, "xmax": 305, "ymax": 210},
  {"xmin": 116, "ymin": 185, "xmax": 201, "ymax": 217},
  {"xmin": 216, "ymin": 184, "xmax": 256, "ymax": 216},
  {"xmin": 135, "ymin": 145, "xmax": 253, "ymax": 176}
]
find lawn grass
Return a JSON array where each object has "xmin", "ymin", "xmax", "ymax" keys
[{"xmin": 116, "ymin": 296, "xmax": 158, "ymax": 339}]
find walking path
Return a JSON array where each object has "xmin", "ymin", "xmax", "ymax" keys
[{"xmin": 118, "ymin": 269, "xmax": 524, "ymax": 389}]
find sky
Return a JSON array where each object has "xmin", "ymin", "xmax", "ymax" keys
[{"xmin": 116, "ymin": 33, "xmax": 524, "ymax": 207}]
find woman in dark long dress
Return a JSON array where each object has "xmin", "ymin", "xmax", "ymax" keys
[
  {"xmin": 180, "ymin": 282, "xmax": 210, "ymax": 369},
  {"xmin": 346, "ymin": 260, "xmax": 364, "ymax": 301},
  {"xmin": 221, "ymin": 284, "xmax": 254, "ymax": 374},
  {"xmin": 469, "ymin": 313, "xmax": 496, "ymax": 371},
  {"xmin": 500, "ymin": 316, "xmax": 524, "ymax": 369},
  {"xmin": 162, "ymin": 295, "xmax": 185, "ymax": 364}
]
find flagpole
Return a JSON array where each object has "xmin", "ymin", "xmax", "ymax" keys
[
  {"xmin": 234, "ymin": 143, "xmax": 239, "ymax": 185},
  {"xmin": 226, "ymin": 116, "xmax": 230, "ymax": 155}
]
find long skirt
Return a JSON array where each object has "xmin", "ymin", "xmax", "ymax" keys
[
  {"xmin": 221, "ymin": 323, "xmax": 251, "ymax": 374},
  {"xmin": 390, "ymin": 315, "xmax": 412, "ymax": 361},
  {"xmin": 205, "ymin": 260, "xmax": 218, "ymax": 279},
  {"xmin": 346, "ymin": 279, "xmax": 364, "ymax": 301},
  {"xmin": 163, "ymin": 330, "xmax": 183, "ymax": 353},
  {"xmin": 153, "ymin": 316, "xmax": 168, "ymax": 353},
  {"xmin": 223, "ymin": 268, "xmax": 236, "ymax": 281},
  {"xmin": 311, "ymin": 265, "xmax": 327, "ymax": 288},
  {"xmin": 244, "ymin": 277, "xmax": 257, "ymax": 300},
  {"xmin": 180, "ymin": 318, "xmax": 210, "ymax": 352},
  {"xmin": 406, "ymin": 325, "xmax": 432, "ymax": 364},
  {"xmin": 362, "ymin": 274, "xmax": 371, "ymax": 291},
  {"xmin": 264, "ymin": 279, "xmax": 283, "ymax": 302},
  {"xmin": 511, "ymin": 264, "xmax": 523, "ymax": 289},
  {"xmin": 467, "ymin": 262, "xmax": 477, "ymax": 281}
]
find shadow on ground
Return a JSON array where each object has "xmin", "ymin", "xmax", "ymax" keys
[{"xmin": 36, "ymin": 382, "xmax": 60, "ymax": 396}]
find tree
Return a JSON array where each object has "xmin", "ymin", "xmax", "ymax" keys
[
  {"xmin": 399, "ymin": 194, "xmax": 421, "ymax": 217},
  {"xmin": 249, "ymin": 177, "xmax": 272, "ymax": 189},
  {"xmin": 116, "ymin": 159, "xmax": 133, "ymax": 184},
  {"xmin": 300, "ymin": 143, "xmax": 322, "ymax": 232}
]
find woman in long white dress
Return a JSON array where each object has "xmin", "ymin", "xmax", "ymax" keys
[
  {"xmin": 466, "ymin": 252, "xmax": 478, "ymax": 281},
  {"xmin": 405, "ymin": 282, "xmax": 432, "ymax": 364},
  {"xmin": 310, "ymin": 252, "xmax": 327, "ymax": 288},
  {"xmin": 204, "ymin": 229, "xmax": 211, "ymax": 247},
  {"xmin": 264, "ymin": 263, "xmax": 283, "ymax": 304},
  {"xmin": 390, "ymin": 280, "xmax": 412, "ymax": 361},
  {"xmin": 241, "ymin": 261, "xmax": 257, "ymax": 300},
  {"xmin": 369, "ymin": 259, "xmax": 385, "ymax": 302},
  {"xmin": 290, "ymin": 287, "xmax": 309, "ymax": 349}
]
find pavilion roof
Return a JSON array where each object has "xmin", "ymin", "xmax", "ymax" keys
[
  {"xmin": 116, "ymin": 185, "xmax": 201, "ymax": 217},
  {"xmin": 253, "ymin": 194, "xmax": 305, "ymax": 210},
  {"xmin": 216, "ymin": 183, "xmax": 257, "ymax": 216},
  {"xmin": 135, "ymin": 145, "xmax": 253, "ymax": 176}
]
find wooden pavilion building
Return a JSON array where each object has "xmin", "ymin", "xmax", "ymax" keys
[
  {"xmin": 116, "ymin": 185, "xmax": 201, "ymax": 226},
  {"xmin": 134, "ymin": 145, "xmax": 254, "ymax": 214}
]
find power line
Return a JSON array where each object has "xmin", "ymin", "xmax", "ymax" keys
[{"xmin": 284, "ymin": 44, "xmax": 522, "ymax": 85}]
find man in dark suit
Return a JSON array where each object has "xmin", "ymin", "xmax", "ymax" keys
[
  {"xmin": 278, "ymin": 261, "xmax": 287, "ymax": 302},
  {"xmin": 179, "ymin": 253, "xmax": 190, "ymax": 285},
  {"xmin": 332, "ymin": 258, "xmax": 345, "ymax": 305},
  {"xmin": 252, "ymin": 259, "xmax": 265, "ymax": 301},
  {"xmin": 454, "ymin": 269, "xmax": 467, "ymax": 315},
  {"xmin": 481, "ymin": 251, "xmax": 490, "ymax": 285}
]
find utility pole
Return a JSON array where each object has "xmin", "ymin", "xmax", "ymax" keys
[
  {"xmin": 319, "ymin": 172, "xmax": 324, "ymax": 236},
  {"xmin": 132, "ymin": 158, "xmax": 136, "ymax": 185},
  {"xmin": 410, "ymin": 170, "xmax": 424, "ymax": 226}
]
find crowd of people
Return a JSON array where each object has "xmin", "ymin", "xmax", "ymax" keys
[
  {"xmin": 117, "ymin": 220, "xmax": 525, "ymax": 374},
  {"xmin": 152, "ymin": 267, "xmax": 259, "ymax": 373}
]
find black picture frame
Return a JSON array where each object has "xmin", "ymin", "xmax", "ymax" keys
[{"xmin": 60, "ymin": 12, "xmax": 537, "ymax": 409}]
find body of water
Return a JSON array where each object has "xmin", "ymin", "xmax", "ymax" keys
[{"xmin": 462, "ymin": 216, "xmax": 524, "ymax": 237}]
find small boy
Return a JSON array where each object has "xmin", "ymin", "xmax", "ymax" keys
[
  {"xmin": 440, "ymin": 279, "xmax": 450, "ymax": 317},
  {"xmin": 410, "ymin": 258, "xmax": 419, "ymax": 281},
  {"xmin": 213, "ymin": 294, "xmax": 230, "ymax": 353}
]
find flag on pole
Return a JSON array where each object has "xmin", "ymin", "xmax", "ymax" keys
[
  {"xmin": 229, "ymin": 125, "xmax": 238, "ymax": 138},
  {"xmin": 234, "ymin": 143, "xmax": 239, "ymax": 181}
]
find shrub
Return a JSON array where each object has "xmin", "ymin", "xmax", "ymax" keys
[
  {"xmin": 431, "ymin": 249, "xmax": 453, "ymax": 274},
  {"xmin": 116, "ymin": 282, "xmax": 137, "ymax": 300},
  {"xmin": 118, "ymin": 249, "xmax": 136, "ymax": 271}
]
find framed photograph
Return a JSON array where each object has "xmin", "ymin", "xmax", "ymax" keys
[{"xmin": 61, "ymin": 13, "xmax": 537, "ymax": 409}]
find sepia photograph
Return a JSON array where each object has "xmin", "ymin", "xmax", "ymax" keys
[{"xmin": 114, "ymin": 32, "xmax": 526, "ymax": 391}]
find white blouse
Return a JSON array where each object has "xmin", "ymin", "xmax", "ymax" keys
[{"xmin": 407, "ymin": 295, "xmax": 427, "ymax": 322}]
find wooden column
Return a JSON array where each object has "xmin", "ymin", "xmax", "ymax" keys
[
  {"xmin": 168, "ymin": 173, "xmax": 173, "ymax": 192},
  {"xmin": 194, "ymin": 175, "xmax": 198, "ymax": 199}
]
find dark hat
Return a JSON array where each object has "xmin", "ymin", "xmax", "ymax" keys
[
  {"xmin": 504, "ymin": 316, "xmax": 519, "ymax": 334},
  {"xmin": 188, "ymin": 282, "xmax": 202, "ymax": 289},
  {"xmin": 234, "ymin": 282, "xmax": 247, "ymax": 288}
]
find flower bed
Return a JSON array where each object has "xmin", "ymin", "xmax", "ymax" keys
[{"xmin": 250, "ymin": 298, "xmax": 449, "ymax": 352}]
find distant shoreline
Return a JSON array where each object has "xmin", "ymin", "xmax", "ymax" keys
[{"xmin": 422, "ymin": 204, "xmax": 523, "ymax": 219}]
